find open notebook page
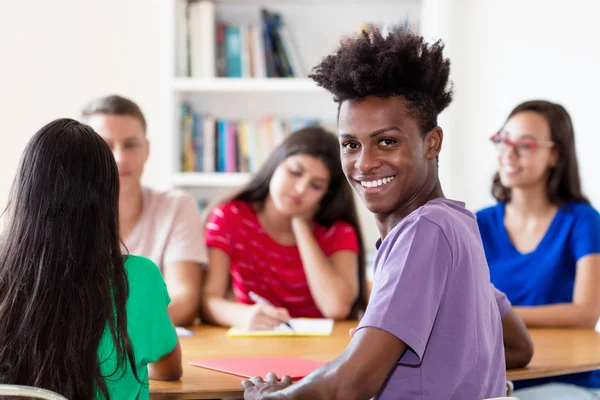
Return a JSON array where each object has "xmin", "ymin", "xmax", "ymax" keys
[{"xmin": 227, "ymin": 318, "xmax": 334, "ymax": 337}]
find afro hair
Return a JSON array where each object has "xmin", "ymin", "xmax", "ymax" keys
[{"xmin": 309, "ymin": 26, "xmax": 454, "ymax": 134}]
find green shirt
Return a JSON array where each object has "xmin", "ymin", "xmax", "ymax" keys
[{"xmin": 96, "ymin": 255, "xmax": 177, "ymax": 399}]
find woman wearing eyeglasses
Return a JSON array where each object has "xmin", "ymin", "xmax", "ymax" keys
[{"xmin": 477, "ymin": 100, "xmax": 600, "ymax": 399}]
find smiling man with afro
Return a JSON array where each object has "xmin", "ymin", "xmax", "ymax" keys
[
  {"xmin": 242, "ymin": 26, "xmax": 532, "ymax": 400},
  {"xmin": 311, "ymin": 26, "xmax": 453, "ymax": 135}
]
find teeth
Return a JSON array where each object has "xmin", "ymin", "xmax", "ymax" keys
[
  {"xmin": 502, "ymin": 165, "xmax": 518, "ymax": 173},
  {"xmin": 361, "ymin": 176, "xmax": 394, "ymax": 188}
]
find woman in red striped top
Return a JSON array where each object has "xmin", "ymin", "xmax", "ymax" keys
[{"xmin": 202, "ymin": 127, "xmax": 367, "ymax": 330}]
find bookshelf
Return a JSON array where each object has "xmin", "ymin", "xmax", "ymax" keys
[
  {"xmin": 171, "ymin": 171, "xmax": 251, "ymax": 187},
  {"xmin": 166, "ymin": 0, "xmax": 423, "ymax": 242}
]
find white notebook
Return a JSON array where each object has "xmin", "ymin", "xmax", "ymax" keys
[{"xmin": 227, "ymin": 318, "xmax": 334, "ymax": 337}]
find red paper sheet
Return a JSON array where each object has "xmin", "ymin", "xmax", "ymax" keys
[{"xmin": 189, "ymin": 356, "xmax": 325, "ymax": 380}]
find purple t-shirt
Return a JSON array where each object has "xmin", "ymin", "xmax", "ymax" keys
[{"xmin": 357, "ymin": 198, "xmax": 507, "ymax": 399}]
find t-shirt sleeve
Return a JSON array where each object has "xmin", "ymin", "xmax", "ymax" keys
[
  {"xmin": 570, "ymin": 204, "xmax": 600, "ymax": 261},
  {"xmin": 356, "ymin": 217, "xmax": 452, "ymax": 365},
  {"xmin": 129, "ymin": 257, "xmax": 178, "ymax": 364},
  {"xmin": 163, "ymin": 193, "xmax": 208, "ymax": 266},
  {"xmin": 321, "ymin": 221, "xmax": 360, "ymax": 256},
  {"xmin": 492, "ymin": 284, "xmax": 512, "ymax": 317},
  {"xmin": 204, "ymin": 202, "xmax": 237, "ymax": 256}
]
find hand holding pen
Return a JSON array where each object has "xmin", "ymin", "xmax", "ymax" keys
[{"xmin": 248, "ymin": 291, "xmax": 294, "ymax": 332}]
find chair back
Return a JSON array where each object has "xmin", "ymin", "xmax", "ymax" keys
[
  {"xmin": 481, "ymin": 397, "xmax": 520, "ymax": 400},
  {"xmin": 0, "ymin": 384, "xmax": 67, "ymax": 399}
]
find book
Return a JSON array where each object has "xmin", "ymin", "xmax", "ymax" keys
[
  {"xmin": 202, "ymin": 115, "xmax": 216, "ymax": 172},
  {"xmin": 188, "ymin": 0, "xmax": 216, "ymax": 78},
  {"xmin": 215, "ymin": 23, "xmax": 227, "ymax": 77},
  {"xmin": 181, "ymin": 104, "xmax": 195, "ymax": 172},
  {"xmin": 174, "ymin": 0, "xmax": 190, "ymax": 77},
  {"xmin": 249, "ymin": 24, "xmax": 267, "ymax": 78},
  {"xmin": 227, "ymin": 318, "xmax": 334, "ymax": 337},
  {"xmin": 268, "ymin": 11, "xmax": 293, "ymax": 77},
  {"xmin": 225, "ymin": 26, "xmax": 242, "ymax": 77},
  {"xmin": 278, "ymin": 20, "xmax": 305, "ymax": 77},
  {"xmin": 193, "ymin": 113, "xmax": 203, "ymax": 171}
]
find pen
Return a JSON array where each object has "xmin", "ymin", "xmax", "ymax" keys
[{"xmin": 248, "ymin": 291, "xmax": 295, "ymax": 332}]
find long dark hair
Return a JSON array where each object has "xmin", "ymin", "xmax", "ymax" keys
[
  {"xmin": 492, "ymin": 100, "xmax": 589, "ymax": 205},
  {"xmin": 0, "ymin": 119, "xmax": 137, "ymax": 399},
  {"xmin": 208, "ymin": 126, "xmax": 368, "ymax": 318}
]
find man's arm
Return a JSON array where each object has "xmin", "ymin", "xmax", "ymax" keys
[
  {"xmin": 502, "ymin": 308, "xmax": 534, "ymax": 369},
  {"xmin": 493, "ymin": 285, "xmax": 534, "ymax": 368},
  {"xmin": 244, "ymin": 327, "xmax": 407, "ymax": 400},
  {"xmin": 163, "ymin": 260, "xmax": 203, "ymax": 326},
  {"xmin": 162, "ymin": 193, "xmax": 208, "ymax": 326}
]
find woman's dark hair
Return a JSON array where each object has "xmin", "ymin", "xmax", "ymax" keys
[
  {"xmin": 81, "ymin": 94, "xmax": 147, "ymax": 134},
  {"xmin": 309, "ymin": 26, "xmax": 454, "ymax": 135},
  {"xmin": 491, "ymin": 100, "xmax": 589, "ymax": 204},
  {"xmin": 0, "ymin": 119, "xmax": 138, "ymax": 398},
  {"xmin": 208, "ymin": 126, "xmax": 368, "ymax": 318}
]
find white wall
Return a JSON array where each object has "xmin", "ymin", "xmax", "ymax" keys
[
  {"xmin": 0, "ymin": 0, "xmax": 172, "ymax": 210},
  {"xmin": 2, "ymin": 0, "xmax": 599, "ymax": 244},
  {"xmin": 420, "ymin": 0, "xmax": 474, "ymax": 203},
  {"xmin": 451, "ymin": 0, "xmax": 600, "ymax": 211}
]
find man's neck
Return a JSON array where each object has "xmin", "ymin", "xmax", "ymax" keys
[{"xmin": 376, "ymin": 179, "xmax": 445, "ymax": 240}]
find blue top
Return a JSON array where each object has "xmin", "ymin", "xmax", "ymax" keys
[{"xmin": 477, "ymin": 201, "xmax": 600, "ymax": 389}]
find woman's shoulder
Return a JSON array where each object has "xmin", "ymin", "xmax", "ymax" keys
[
  {"xmin": 212, "ymin": 199, "xmax": 253, "ymax": 218},
  {"xmin": 316, "ymin": 220, "xmax": 357, "ymax": 239},
  {"xmin": 329, "ymin": 220, "xmax": 356, "ymax": 233},
  {"xmin": 563, "ymin": 201, "xmax": 600, "ymax": 222},
  {"xmin": 143, "ymin": 187, "xmax": 197, "ymax": 211},
  {"xmin": 564, "ymin": 200, "xmax": 599, "ymax": 214},
  {"xmin": 475, "ymin": 203, "xmax": 503, "ymax": 219},
  {"xmin": 123, "ymin": 255, "xmax": 163, "ymax": 286}
]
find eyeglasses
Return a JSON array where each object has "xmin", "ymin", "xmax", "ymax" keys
[{"xmin": 489, "ymin": 132, "xmax": 554, "ymax": 159}]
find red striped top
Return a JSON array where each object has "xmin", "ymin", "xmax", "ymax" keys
[{"xmin": 205, "ymin": 200, "xmax": 359, "ymax": 318}]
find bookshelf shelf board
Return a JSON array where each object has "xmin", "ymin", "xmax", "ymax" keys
[
  {"xmin": 171, "ymin": 172, "xmax": 252, "ymax": 187},
  {"xmin": 214, "ymin": 0, "xmax": 412, "ymax": 4},
  {"xmin": 172, "ymin": 78, "xmax": 324, "ymax": 93}
]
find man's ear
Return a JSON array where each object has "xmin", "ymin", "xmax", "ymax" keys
[{"xmin": 424, "ymin": 126, "xmax": 443, "ymax": 160}]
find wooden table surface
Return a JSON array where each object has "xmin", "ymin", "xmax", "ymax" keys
[
  {"xmin": 150, "ymin": 322, "xmax": 600, "ymax": 399},
  {"xmin": 506, "ymin": 328, "xmax": 600, "ymax": 381}
]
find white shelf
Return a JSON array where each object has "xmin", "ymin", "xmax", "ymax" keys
[
  {"xmin": 172, "ymin": 77, "xmax": 324, "ymax": 94},
  {"xmin": 171, "ymin": 172, "xmax": 252, "ymax": 187},
  {"xmin": 215, "ymin": 0, "xmax": 412, "ymax": 4}
]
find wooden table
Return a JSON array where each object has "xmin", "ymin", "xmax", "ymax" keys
[
  {"xmin": 150, "ymin": 323, "xmax": 600, "ymax": 399},
  {"xmin": 150, "ymin": 322, "xmax": 354, "ymax": 399},
  {"xmin": 506, "ymin": 328, "xmax": 600, "ymax": 381}
]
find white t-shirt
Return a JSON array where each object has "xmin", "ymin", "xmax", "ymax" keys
[{"xmin": 124, "ymin": 187, "xmax": 207, "ymax": 271}]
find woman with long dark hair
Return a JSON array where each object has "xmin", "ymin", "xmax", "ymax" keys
[
  {"xmin": 477, "ymin": 100, "xmax": 600, "ymax": 398},
  {"xmin": 0, "ymin": 119, "xmax": 181, "ymax": 399},
  {"xmin": 202, "ymin": 126, "xmax": 367, "ymax": 330}
]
